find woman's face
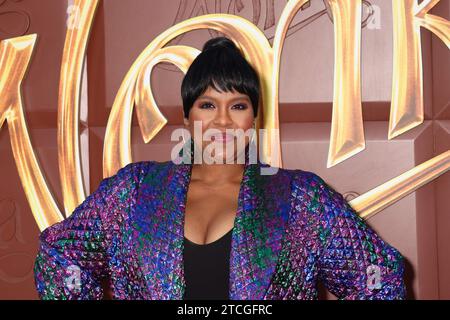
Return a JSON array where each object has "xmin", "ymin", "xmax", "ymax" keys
[{"xmin": 183, "ymin": 86, "xmax": 255, "ymax": 163}]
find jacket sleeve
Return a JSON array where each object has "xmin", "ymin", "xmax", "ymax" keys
[
  {"xmin": 33, "ymin": 162, "xmax": 150, "ymax": 300},
  {"xmin": 310, "ymin": 174, "xmax": 406, "ymax": 300}
]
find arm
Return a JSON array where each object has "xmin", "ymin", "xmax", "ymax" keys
[
  {"xmin": 33, "ymin": 161, "xmax": 152, "ymax": 299},
  {"xmin": 310, "ymin": 174, "xmax": 406, "ymax": 300}
]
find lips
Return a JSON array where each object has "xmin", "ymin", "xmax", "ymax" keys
[{"xmin": 212, "ymin": 132, "xmax": 234, "ymax": 142}]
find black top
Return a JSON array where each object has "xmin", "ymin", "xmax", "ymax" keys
[{"xmin": 183, "ymin": 228, "xmax": 233, "ymax": 300}]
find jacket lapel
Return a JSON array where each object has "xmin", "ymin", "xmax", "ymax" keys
[
  {"xmin": 133, "ymin": 159, "xmax": 292, "ymax": 300},
  {"xmin": 229, "ymin": 161, "xmax": 292, "ymax": 299},
  {"xmin": 132, "ymin": 160, "xmax": 193, "ymax": 299}
]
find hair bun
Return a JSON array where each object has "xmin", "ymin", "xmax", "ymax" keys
[{"xmin": 202, "ymin": 36, "xmax": 239, "ymax": 52}]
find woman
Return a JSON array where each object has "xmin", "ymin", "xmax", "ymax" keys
[{"xmin": 34, "ymin": 37, "xmax": 406, "ymax": 300}]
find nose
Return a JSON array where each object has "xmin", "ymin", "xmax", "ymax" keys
[{"xmin": 212, "ymin": 107, "xmax": 233, "ymax": 128}]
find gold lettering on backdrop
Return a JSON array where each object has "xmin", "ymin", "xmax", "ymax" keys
[
  {"xmin": 0, "ymin": 0, "xmax": 448, "ymax": 230},
  {"xmin": 352, "ymin": 150, "xmax": 450, "ymax": 220},
  {"xmin": 58, "ymin": 0, "xmax": 99, "ymax": 217},
  {"xmin": 326, "ymin": 0, "xmax": 364, "ymax": 167},
  {"xmin": 0, "ymin": 35, "xmax": 64, "ymax": 230},
  {"xmin": 390, "ymin": 0, "xmax": 450, "ymax": 140},
  {"xmin": 103, "ymin": 45, "xmax": 200, "ymax": 177}
]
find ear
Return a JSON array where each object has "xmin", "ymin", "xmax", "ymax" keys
[{"xmin": 183, "ymin": 117, "xmax": 189, "ymax": 127}]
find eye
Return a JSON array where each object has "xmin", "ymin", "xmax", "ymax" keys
[
  {"xmin": 231, "ymin": 104, "xmax": 248, "ymax": 110},
  {"xmin": 199, "ymin": 103, "xmax": 214, "ymax": 109}
]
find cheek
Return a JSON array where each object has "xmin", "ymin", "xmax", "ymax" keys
[
  {"xmin": 188, "ymin": 111, "xmax": 211, "ymax": 131},
  {"xmin": 233, "ymin": 114, "xmax": 254, "ymax": 131}
]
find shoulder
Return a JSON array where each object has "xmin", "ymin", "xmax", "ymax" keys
[
  {"xmin": 103, "ymin": 160, "xmax": 171, "ymax": 188},
  {"xmin": 276, "ymin": 165, "xmax": 347, "ymax": 218},
  {"xmin": 283, "ymin": 166, "xmax": 363, "ymax": 232},
  {"xmin": 257, "ymin": 162, "xmax": 332, "ymax": 209},
  {"xmin": 95, "ymin": 160, "xmax": 173, "ymax": 225},
  {"xmin": 263, "ymin": 163, "xmax": 324, "ymax": 192}
]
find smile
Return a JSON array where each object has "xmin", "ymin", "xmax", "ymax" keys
[{"xmin": 212, "ymin": 133, "xmax": 234, "ymax": 142}]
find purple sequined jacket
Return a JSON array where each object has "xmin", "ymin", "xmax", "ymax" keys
[{"xmin": 34, "ymin": 160, "xmax": 406, "ymax": 300}]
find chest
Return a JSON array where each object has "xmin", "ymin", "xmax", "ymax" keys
[{"xmin": 183, "ymin": 181, "xmax": 241, "ymax": 245}]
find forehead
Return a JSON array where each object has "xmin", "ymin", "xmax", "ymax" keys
[{"xmin": 197, "ymin": 86, "xmax": 250, "ymax": 102}]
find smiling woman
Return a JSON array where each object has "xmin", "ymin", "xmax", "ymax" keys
[
  {"xmin": 33, "ymin": 36, "xmax": 406, "ymax": 300},
  {"xmin": 181, "ymin": 37, "xmax": 259, "ymax": 166}
]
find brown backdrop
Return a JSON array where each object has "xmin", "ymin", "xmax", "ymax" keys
[{"xmin": 0, "ymin": 0, "xmax": 448, "ymax": 299}]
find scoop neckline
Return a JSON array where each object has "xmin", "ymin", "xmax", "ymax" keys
[{"xmin": 184, "ymin": 228, "xmax": 233, "ymax": 246}]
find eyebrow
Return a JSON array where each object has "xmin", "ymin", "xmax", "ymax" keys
[{"xmin": 197, "ymin": 95, "xmax": 250, "ymax": 103}]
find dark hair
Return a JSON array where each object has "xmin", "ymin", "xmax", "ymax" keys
[{"xmin": 181, "ymin": 36, "xmax": 260, "ymax": 119}]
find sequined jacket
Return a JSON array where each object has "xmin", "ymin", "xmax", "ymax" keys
[{"xmin": 33, "ymin": 160, "xmax": 406, "ymax": 300}]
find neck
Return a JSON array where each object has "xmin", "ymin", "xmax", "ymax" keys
[{"xmin": 191, "ymin": 162, "xmax": 245, "ymax": 185}]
